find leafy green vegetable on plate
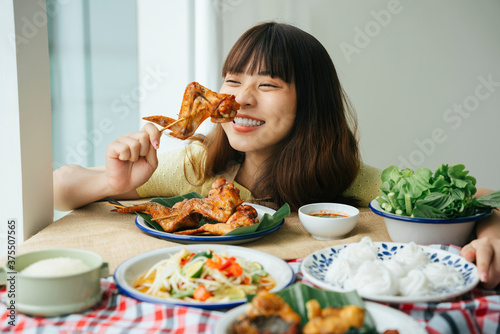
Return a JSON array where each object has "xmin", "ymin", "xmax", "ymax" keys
[
  {"xmin": 137, "ymin": 192, "xmax": 290, "ymax": 236},
  {"xmin": 376, "ymin": 164, "xmax": 500, "ymax": 219}
]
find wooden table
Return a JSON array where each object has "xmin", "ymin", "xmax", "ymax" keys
[{"xmin": 12, "ymin": 200, "xmax": 391, "ymax": 272}]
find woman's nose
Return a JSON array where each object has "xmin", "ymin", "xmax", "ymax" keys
[{"xmin": 235, "ymin": 86, "xmax": 257, "ymax": 107}]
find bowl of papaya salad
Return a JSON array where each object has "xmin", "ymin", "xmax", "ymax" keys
[{"xmin": 113, "ymin": 244, "xmax": 295, "ymax": 309}]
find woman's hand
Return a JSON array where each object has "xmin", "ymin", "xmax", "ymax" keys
[
  {"xmin": 105, "ymin": 123, "xmax": 161, "ymax": 195},
  {"xmin": 54, "ymin": 123, "xmax": 161, "ymax": 211},
  {"xmin": 461, "ymin": 237, "xmax": 500, "ymax": 289},
  {"xmin": 460, "ymin": 188, "xmax": 500, "ymax": 289}
]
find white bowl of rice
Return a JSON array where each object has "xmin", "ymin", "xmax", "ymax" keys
[{"xmin": 1, "ymin": 248, "xmax": 108, "ymax": 317}]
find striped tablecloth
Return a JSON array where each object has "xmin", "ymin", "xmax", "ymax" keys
[{"xmin": 1, "ymin": 245, "xmax": 499, "ymax": 334}]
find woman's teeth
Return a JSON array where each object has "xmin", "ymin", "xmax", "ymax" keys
[{"xmin": 233, "ymin": 117, "xmax": 264, "ymax": 127}]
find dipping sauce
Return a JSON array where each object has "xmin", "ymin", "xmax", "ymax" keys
[{"xmin": 308, "ymin": 210, "xmax": 350, "ymax": 218}]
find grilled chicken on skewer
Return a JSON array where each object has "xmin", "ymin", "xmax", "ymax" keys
[{"xmin": 143, "ymin": 82, "xmax": 240, "ymax": 140}]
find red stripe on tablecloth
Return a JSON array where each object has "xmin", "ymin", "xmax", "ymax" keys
[
  {"xmin": 463, "ymin": 309, "xmax": 480, "ymax": 334},
  {"xmin": 425, "ymin": 327, "xmax": 442, "ymax": 334},
  {"xmin": 172, "ymin": 306, "xmax": 188, "ymax": 334}
]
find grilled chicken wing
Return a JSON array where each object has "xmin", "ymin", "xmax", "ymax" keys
[
  {"xmin": 110, "ymin": 179, "xmax": 253, "ymax": 235},
  {"xmin": 303, "ymin": 300, "xmax": 364, "ymax": 334},
  {"xmin": 248, "ymin": 291, "xmax": 301, "ymax": 324},
  {"xmin": 110, "ymin": 202, "xmax": 200, "ymax": 232},
  {"xmin": 231, "ymin": 291, "xmax": 301, "ymax": 334},
  {"xmin": 170, "ymin": 178, "xmax": 244, "ymax": 227},
  {"xmin": 143, "ymin": 82, "xmax": 240, "ymax": 140},
  {"xmin": 174, "ymin": 204, "xmax": 258, "ymax": 235}
]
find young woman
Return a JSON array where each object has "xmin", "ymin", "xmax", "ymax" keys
[{"xmin": 53, "ymin": 22, "xmax": 500, "ymax": 289}]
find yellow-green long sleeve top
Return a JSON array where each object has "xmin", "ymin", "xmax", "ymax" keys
[{"xmin": 136, "ymin": 143, "xmax": 381, "ymax": 207}]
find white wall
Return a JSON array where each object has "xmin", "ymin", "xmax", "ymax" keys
[
  {"xmin": 137, "ymin": 0, "xmax": 223, "ymax": 153},
  {"xmin": 139, "ymin": 0, "xmax": 500, "ymax": 189},
  {"xmin": 216, "ymin": 0, "xmax": 500, "ymax": 190}
]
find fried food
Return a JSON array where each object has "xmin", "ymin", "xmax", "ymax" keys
[
  {"xmin": 109, "ymin": 202, "xmax": 200, "ymax": 232},
  {"xmin": 167, "ymin": 178, "xmax": 245, "ymax": 227},
  {"xmin": 231, "ymin": 291, "xmax": 301, "ymax": 334},
  {"xmin": 110, "ymin": 178, "xmax": 258, "ymax": 235},
  {"xmin": 231, "ymin": 292, "xmax": 400, "ymax": 334},
  {"xmin": 143, "ymin": 81, "xmax": 240, "ymax": 140},
  {"xmin": 303, "ymin": 299, "xmax": 364, "ymax": 334},
  {"xmin": 175, "ymin": 204, "xmax": 258, "ymax": 236}
]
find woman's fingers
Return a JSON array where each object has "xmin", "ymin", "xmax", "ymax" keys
[
  {"xmin": 144, "ymin": 138, "xmax": 159, "ymax": 170},
  {"xmin": 112, "ymin": 136, "xmax": 143, "ymax": 161},
  {"xmin": 127, "ymin": 131, "xmax": 154, "ymax": 157},
  {"xmin": 472, "ymin": 239, "xmax": 492, "ymax": 283},
  {"xmin": 107, "ymin": 129, "xmax": 158, "ymax": 162},
  {"xmin": 141, "ymin": 122, "xmax": 162, "ymax": 149},
  {"xmin": 474, "ymin": 239, "xmax": 500, "ymax": 289},
  {"xmin": 107, "ymin": 139, "xmax": 129, "ymax": 160},
  {"xmin": 460, "ymin": 243, "xmax": 477, "ymax": 263},
  {"xmin": 462, "ymin": 238, "xmax": 500, "ymax": 289}
]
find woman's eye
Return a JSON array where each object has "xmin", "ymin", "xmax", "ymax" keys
[{"xmin": 260, "ymin": 83, "xmax": 278, "ymax": 88}]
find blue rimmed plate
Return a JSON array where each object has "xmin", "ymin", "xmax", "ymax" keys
[
  {"xmin": 301, "ymin": 242, "xmax": 479, "ymax": 304},
  {"xmin": 113, "ymin": 244, "xmax": 294, "ymax": 310},
  {"xmin": 135, "ymin": 203, "xmax": 284, "ymax": 244}
]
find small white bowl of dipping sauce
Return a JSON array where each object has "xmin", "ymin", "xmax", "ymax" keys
[{"xmin": 298, "ymin": 203, "xmax": 360, "ymax": 240}]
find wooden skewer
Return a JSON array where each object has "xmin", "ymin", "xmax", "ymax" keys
[
  {"xmin": 151, "ymin": 214, "xmax": 178, "ymax": 221},
  {"xmin": 159, "ymin": 118, "xmax": 185, "ymax": 132},
  {"xmin": 105, "ymin": 202, "xmax": 126, "ymax": 209}
]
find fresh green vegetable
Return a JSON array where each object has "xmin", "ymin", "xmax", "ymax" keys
[
  {"xmin": 247, "ymin": 261, "xmax": 263, "ymax": 270},
  {"xmin": 182, "ymin": 260, "xmax": 204, "ymax": 278},
  {"xmin": 376, "ymin": 164, "xmax": 500, "ymax": 219},
  {"xmin": 170, "ymin": 289, "xmax": 195, "ymax": 299},
  {"xmin": 191, "ymin": 251, "xmax": 213, "ymax": 260}
]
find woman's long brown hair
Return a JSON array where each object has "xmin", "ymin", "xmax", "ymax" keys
[{"xmin": 190, "ymin": 22, "xmax": 360, "ymax": 211}]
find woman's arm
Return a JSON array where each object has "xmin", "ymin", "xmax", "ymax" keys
[
  {"xmin": 53, "ymin": 124, "xmax": 161, "ymax": 211},
  {"xmin": 460, "ymin": 188, "xmax": 500, "ymax": 289}
]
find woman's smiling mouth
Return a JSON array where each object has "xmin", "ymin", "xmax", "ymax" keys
[{"xmin": 232, "ymin": 116, "xmax": 265, "ymax": 127}]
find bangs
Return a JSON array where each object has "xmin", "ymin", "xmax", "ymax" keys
[{"xmin": 222, "ymin": 23, "xmax": 295, "ymax": 83}]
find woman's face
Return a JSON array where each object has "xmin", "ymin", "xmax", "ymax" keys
[{"xmin": 220, "ymin": 72, "xmax": 297, "ymax": 158}]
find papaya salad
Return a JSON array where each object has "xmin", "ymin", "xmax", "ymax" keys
[{"xmin": 133, "ymin": 248, "xmax": 276, "ymax": 302}]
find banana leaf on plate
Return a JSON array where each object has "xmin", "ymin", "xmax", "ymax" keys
[
  {"xmin": 246, "ymin": 283, "xmax": 377, "ymax": 333},
  {"xmin": 136, "ymin": 192, "xmax": 290, "ymax": 236}
]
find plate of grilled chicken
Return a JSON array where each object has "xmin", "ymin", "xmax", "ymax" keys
[
  {"xmin": 134, "ymin": 202, "xmax": 284, "ymax": 244},
  {"xmin": 215, "ymin": 284, "xmax": 424, "ymax": 334},
  {"xmin": 109, "ymin": 178, "xmax": 288, "ymax": 244}
]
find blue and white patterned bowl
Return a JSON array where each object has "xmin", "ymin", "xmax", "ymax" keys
[
  {"xmin": 369, "ymin": 199, "xmax": 491, "ymax": 246},
  {"xmin": 301, "ymin": 242, "xmax": 479, "ymax": 304}
]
